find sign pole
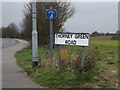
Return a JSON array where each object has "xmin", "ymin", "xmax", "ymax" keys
[
  {"xmin": 81, "ymin": 46, "xmax": 86, "ymax": 66},
  {"xmin": 32, "ymin": 1, "xmax": 38, "ymax": 67},
  {"xmin": 50, "ymin": 20, "xmax": 53, "ymax": 63},
  {"xmin": 46, "ymin": 8, "xmax": 56, "ymax": 64},
  {"xmin": 58, "ymin": 45, "xmax": 62, "ymax": 70}
]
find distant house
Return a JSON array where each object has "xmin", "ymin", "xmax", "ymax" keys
[
  {"xmin": 91, "ymin": 31, "xmax": 116, "ymax": 37},
  {"xmin": 106, "ymin": 33, "xmax": 116, "ymax": 36},
  {"xmin": 91, "ymin": 31, "xmax": 99, "ymax": 36}
]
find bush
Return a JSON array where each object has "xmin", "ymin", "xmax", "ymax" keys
[{"xmin": 111, "ymin": 35, "xmax": 119, "ymax": 40}]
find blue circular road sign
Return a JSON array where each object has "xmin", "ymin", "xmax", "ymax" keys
[{"xmin": 46, "ymin": 9, "xmax": 57, "ymax": 20}]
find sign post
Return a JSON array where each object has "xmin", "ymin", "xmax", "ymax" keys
[
  {"xmin": 81, "ymin": 46, "xmax": 86, "ymax": 66},
  {"xmin": 46, "ymin": 8, "xmax": 57, "ymax": 63},
  {"xmin": 58, "ymin": 45, "xmax": 62, "ymax": 70},
  {"xmin": 32, "ymin": 1, "xmax": 38, "ymax": 67},
  {"xmin": 50, "ymin": 20, "xmax": 53, "ymax": 63}
]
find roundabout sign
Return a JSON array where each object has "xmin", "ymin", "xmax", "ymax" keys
[{"xmin": 46, "ymin": 9, "xmax": 57, "ymax": 20}]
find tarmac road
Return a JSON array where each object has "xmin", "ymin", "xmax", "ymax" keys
[
  {"xmin": 2, "ymin": 38, "xmax": 41, "ymax": 88},
  {"xmin": 0, "ymin": 38, "xmax": 17, "ymax": 48}
]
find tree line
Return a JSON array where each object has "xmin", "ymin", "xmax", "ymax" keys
[
  {"xmin": 2, "ymin": 23, "xmax": 21, "ymax": 38},
  {"xmin": 91, "ymin": 31, "xmax": 120, "ymax": 40}
]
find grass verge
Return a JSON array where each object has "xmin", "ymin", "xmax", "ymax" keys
[{"xmin": 15, "ymin": 40, "xmax": 118, "ymax": 88}]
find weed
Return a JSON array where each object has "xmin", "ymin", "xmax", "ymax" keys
[
  {"xmin": 97, "ymin": 83, "xmax": 110, "ymax": 87},
  {"xmin": 107, "ymin": 60, "xmax": 115, "ymax": 65},
  {"xmin": 108, "ymin": 51, "xmax": 114, "ymax": 54}
]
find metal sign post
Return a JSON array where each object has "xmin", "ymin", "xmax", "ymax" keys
[
  {"xmin": 46, "ymin": 8, "xmax": 57, "ymax": 64},
  {"xmin": 58, "ymin": 45, "xmax": 62, "ymax": 70},
  {"xmin": 50, "ymin": 20, "xmax": 53, "ymax": 63},
  {"xmin": 81, "ymin": 46, "xmax": 86, "ymax": 66},
  {"xmin": 32, "ymin": 2, "xmax": 38, "ymax": 67}
]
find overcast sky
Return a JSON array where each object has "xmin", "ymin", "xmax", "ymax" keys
[
  {"xmin": 1, "ymin": 2, "xmax": 118, "ymax": 33},
  {"xmin": 1, "ymin": 2, "xmax": 25, "ymax": 27},
  {"xmin": 64, "ymin": 2, "xmax": 118, "ymax": 33}
]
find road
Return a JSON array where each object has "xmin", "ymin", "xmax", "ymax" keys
[
  {"xmin": 2, "ymin": 38, "xmax": 41, "ymax": 88},
  {"xmin": 0, "ymin": 38, "xmax": 17, "ymax": 48}
]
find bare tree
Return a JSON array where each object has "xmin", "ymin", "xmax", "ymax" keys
[{"xmin": 21, "ymin": 1, "xmax": 75, "ymax": 45}]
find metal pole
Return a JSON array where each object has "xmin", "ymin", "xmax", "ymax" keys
[
  {"xmin": 50, "ymin": 20, "xmax": 53, "ymax": 63},
  {"xmin": 32, "ymin": 1, "xmax": 38, "ymax": 67},
  {"xmin": 81, "ymin": 46, "xmax": 86, "ymax": 66},
  {"xmin": 58, "ymin": 45, "xmax": 62, "ymax": 70}
]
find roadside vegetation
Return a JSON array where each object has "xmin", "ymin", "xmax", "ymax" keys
[{"xmin": 15, "ymin": 40, "xmax": 118, "ymax": 88}]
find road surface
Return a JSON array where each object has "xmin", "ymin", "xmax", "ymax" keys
[
  {"xmin": 0, "ymin": 38, "xmax": 17, "ymax": 48},
  {"xmin": 2, "ymin": 38, "xmax": 41, "ymax": 88}
]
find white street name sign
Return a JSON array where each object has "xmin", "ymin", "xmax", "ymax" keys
[{"xmin": 55, "ymin": 33, "xmax": 90, "ymax": 46}]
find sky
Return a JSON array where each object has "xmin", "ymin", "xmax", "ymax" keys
[
  {"xmin": 1, "ymin": 2, "xmax": 25, "ymax": 27},
  {"xmin": 64, "ymin": 2, "xmax": 118, "ymax": 33},
  {"xmin": 0, "ymin": 2, "xmax": 1, "ymax": 27},
  {"xmin": 0, "ymin": 2, "xmax": 118, "ymax": 33}
]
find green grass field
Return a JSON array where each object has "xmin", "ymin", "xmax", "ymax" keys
[
  {"xmin": 91, "ymin": 40, "xmax": 118, "ymax": 46},
  {"xmin": 15, "ymin": 40, "xmax": 118, "ymax": 88}
]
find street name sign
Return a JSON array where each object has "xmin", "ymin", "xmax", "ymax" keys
[
  {"xmin": 46, "ymin": 9, "xmax": 57, "ymax": 20},
  {"xmin": 55, "ymin": 33, "xmax": 90, "ymax": 46}
]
